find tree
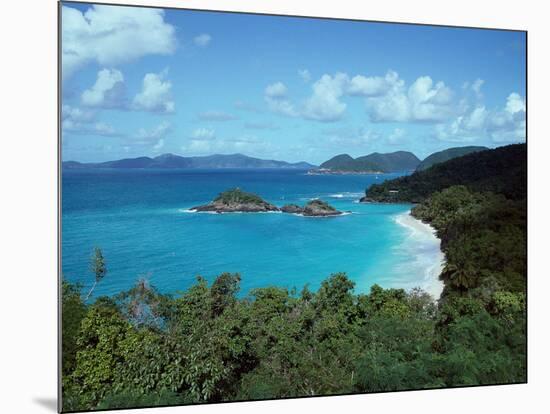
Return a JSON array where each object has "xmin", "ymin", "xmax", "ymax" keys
[
  {"xmin": 315, "ymin": 273, "xmax": 355, "ymax": 313},
  {"xmin": 61, "ymin": 280, "xmax": 87, "ymax": 376},
  {"xmin": 441, "ymin": 263, "xmax": 475, "ymax": 292},
  {"xmin": 85, "ymin": 247, "xmax": 107, "ymax": 301},
  {"xmin": 210, "ymin": 272, "xmax": 241, "ymax": 316}
]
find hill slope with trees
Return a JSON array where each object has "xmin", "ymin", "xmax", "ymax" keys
[
  {"xmin": 319, "ymin": 151, "xmax": 420, "ymax": 172},
  {"xmin": 416, "ymin": 146, "xmax": 489, "ymax": 171},
  {"xmin": 363, "ymin": 144, "xmax": 526, "ymax": 203}
]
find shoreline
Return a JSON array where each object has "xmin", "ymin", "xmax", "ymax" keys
[{"xmin": 394, "ymin": 210, "xmax": 445, "ymax": 299}]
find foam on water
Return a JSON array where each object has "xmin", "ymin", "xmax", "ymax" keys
[
  {"xmin": 327, "ymin": 192, "xmax": 364, "ymax": 199},
  {"xmin": 389, "ymin": 212, "xmax": 445, "ymax": 298}
]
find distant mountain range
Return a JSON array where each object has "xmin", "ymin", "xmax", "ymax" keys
[
  {"xmin": 64, "ymin": 146, "xmax": 496, "ymax": 173},
  {"xmin": 63, "ymin": 153, "xmax": 317, "ymax": 170},
  {"xmin": 415, "ymin": 146, "xmax": 489, "ymax": 171},
  {"xmin": 318, "ymin": 151, "xmax": 421, "ymax": 173}
]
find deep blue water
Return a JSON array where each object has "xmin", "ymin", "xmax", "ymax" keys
[{"xmin": 62, "ymin": 169, "xmax": 430, "ymax": 298}]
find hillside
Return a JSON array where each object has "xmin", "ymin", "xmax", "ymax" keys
[
  {"xmin": 416, "ymin": 146, "xmax": 489, "ymax": 171},
  {"xmin": 319, "ymin": 151, "xmax": 420, "ymax": 173},
  {"xmin": 62, "ymin": 153, "xmax": 316, "ymax": 170},
  {"xmin": 363, "ymin": 144, "xmax": 526, "ymax": 203}
]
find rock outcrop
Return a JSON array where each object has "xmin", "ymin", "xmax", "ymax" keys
[{"xmin": 281, "ymin": 199, "xmax": 343, "ymax": 216}]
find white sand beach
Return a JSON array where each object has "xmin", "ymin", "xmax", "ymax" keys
[{"xmin": 393, "ymin": 211, "xmax": 445, "ymax": 299}]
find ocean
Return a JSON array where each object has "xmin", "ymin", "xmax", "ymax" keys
[{"xmin": 61, "ymin": 169, "xmax": 442, "ymax": 299}]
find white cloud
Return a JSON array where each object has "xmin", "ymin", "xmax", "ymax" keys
[
  {"xmin": 298, "ymin": 69, "xmax": 311, "ymax": 82},
  {"xmin": 347, "ymin": 71, "xmax": 400, "ymax": 97},
  {"xmin": 367, "ymin": 75, "xmax": 454, "ymax": 123},
  {"xmin": 266, "ymin": 99, "xmax": 298, "ymax": 117},
  {"xmin": 505, "ymin": 92, "xmax": 526, "ymax": 114},
  {"xmin": 135, "ymin": 121, "xmax": 171, "ymax": 142},
  {"xmin": 302, "ymin": 71, "xmax": 455, "ymax": 123},
  {"xmin": 409, "ymin": 77, "xmax": 454, "ymax": 121},
  {"xmin": 197, "ymin": 111, "xmax": 237, "ymax": 121},
  {"xmin": 435, "ymin": 92, "xmax": 525, "ymax": 143},
  {"xmin": 61, "ymin": 104, "xmax": 95, "ymax": 123},
  {"xmin": 265, "ymin": 82, "xmax": 289, "ymax": 99},
  {"xmin": 263, "ymin": 71, "xmax": 456, "ymax": 124},
  {"xmin": 181, "ymin": 134, "xmax": 272, "ymax": 156},
  {"xmin": 303, "ymin": 73, "xmax": 348, "ymax": 122},
  {"xmin": 132, "ymin": 121, "xmax": 171, "ymax": 151},
  {"xmin": 132, "ymin": 72, "xmax": 175, "ymax": 113},
  {"xmin": 81, "ymin": 69, "xmax": 125, "ymax": 108},
  {"xmin": 61, "ymin": 104, "xmax": 120, "ymax": 137},
  {"xmin": 472, "ymin": 79, "xmax": 484, "ymax": 98},
  {"xmin": 264, "ymin": 82, "xmax": 298, "ymax": 117},
  {"xmin": 182, "ymin": 139, "xmax": 213, "ymax": 153},
  {"xmin": 62, "ymin": 5, "xmax": 176, "ymax": 78},
  {"xmin": 321, "ymin": 126, "xmax": 407, "ymax": 149},
  {"xmin": 463, "ymin": 79, "xmax": 485, "ymax": 99},
  {"xmin": 191, "ymin": 127, "xmax": 216, "ymax": 140},
  {"xmin": 91, "ymin": 122, "xmax": 117, "ymax": 136},
  {"xmin": 488, "ymin": 93, "xmax": 526, "ymax": 142},
  {"xmin": 194, "ymin": 34, "xmax": 212, "ymax": 47}
]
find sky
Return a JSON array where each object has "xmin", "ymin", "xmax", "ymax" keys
[{"xmin": 61, "ymin": 2, "xmax": 526, "ymax": 164}]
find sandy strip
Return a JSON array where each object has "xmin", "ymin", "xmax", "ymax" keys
[{"xmin": 394, "ymin": 211, "xmax": 445, "ymax": 299}]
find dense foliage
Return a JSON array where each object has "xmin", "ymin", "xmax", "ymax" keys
[
  {"xmin": 412, "ymin": 186, "xmax": 526, "ymax": 295},
  {"xmin": 62, "ymin": 143, "xmax": 526, "ymax": 411},
  {"xmin": 62, "ymin": 268, "xmax": 525, "ymax": 411},
  {"xmin": 364, "ymin": 144, "xmax": 526, "ymax": 202},
  {"xmin": 415, "ymin": 146, "xmax": 488, "ymax": 171},
  {"xmin": 214, "ymin": 188, "xmax": 266, "ymax": 205}
]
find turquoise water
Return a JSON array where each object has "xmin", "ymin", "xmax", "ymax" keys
[{"xmin": 62, "ymin": 169, "xmax": 429, "ymax": 298}]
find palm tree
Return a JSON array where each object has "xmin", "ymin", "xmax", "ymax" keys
[{"xmin": 441, "ymin": 262, "xmax": 475, "ymax": 292}]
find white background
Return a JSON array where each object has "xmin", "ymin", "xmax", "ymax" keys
[{"xmin": 0, "ymin": 0, "xmax": 547, "ymax": 412}]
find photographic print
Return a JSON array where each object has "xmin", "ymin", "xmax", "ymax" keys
[{"xmin": 59, "ymin": 1, "xmax": 527, "ymax": 411}]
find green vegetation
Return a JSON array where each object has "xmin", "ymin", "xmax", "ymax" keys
[
  {"xmin": 364, "ymin": 144, "xmax": 526, "ymax": 203},
  {"xmin": 320, "ymin": 151, "xmax": 420, "ymax": 172},
  {"xmin": 416, "ymin": 146, "xmax": 488, "ymax": 171},
  {"xmin": 214, "ymin": 188, "xmax": 265, "ymax": 205},
  {"xmin": 412, "ymin": 185, "xmax": 526, "ymax": 295},
  {"xmin": 62, "ymin": 143, "xmax": 526, "ymax": 411},
  {"xmin": 62, "ymin": 261, "xmax": 525, "ymax": 411}
]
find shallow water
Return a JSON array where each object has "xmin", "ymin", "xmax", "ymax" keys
[{"xmin": 61, "ymin": 169, "xmax": 441, "ymax": 298}]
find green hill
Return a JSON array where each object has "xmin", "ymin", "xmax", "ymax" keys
[
  {"xmin": 320, "ymin": 151, "xmax": 420, "ymax": 172},
  {"xmin": 319, "ymin": 154, "xmax": 356, "ymax": 170},
  {"xmin": 416, "ymin": 146, "xmax": 489, "ymax": 171},
  {"xmin": 363, "ymin": 144, "xmax": 526, "ymax": 203}
]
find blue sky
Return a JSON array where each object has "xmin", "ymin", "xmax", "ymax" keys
[{"xmin": 61, "ymin": 2, "xmax": 526, "ymax": 164}]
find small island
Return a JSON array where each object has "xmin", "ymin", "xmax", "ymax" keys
[
  {"xmin": 192, "ymin": 189, "xmax": 343, "ymax": 216},
  {"xmin": 192, "ymin": 188, "xmax": 279, "ymax": 213},
  {"xmin": 282, "ymin": 199, "xmax": 343, "ymax": 216}
]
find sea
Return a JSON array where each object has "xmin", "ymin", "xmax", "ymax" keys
[{"xmin": 61, "ymin": 169, "xmax": 443, "ymax": 299}]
